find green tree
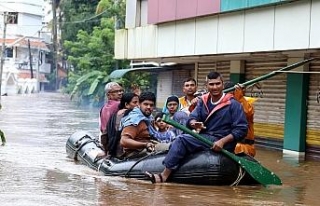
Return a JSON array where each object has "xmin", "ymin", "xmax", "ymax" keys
[
  {"xmin": 61, "ymin": 0, "xmax": 150, "ymax": 106},
  {"xmin": 64, "ymin": 17, "xmax": 116, "ymax": 106},
  {"xmin": 60, "ymin": 0, "xmax": 100, "ymax": 42}
]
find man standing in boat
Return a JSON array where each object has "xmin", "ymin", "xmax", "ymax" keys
[
  {"xmin": 145, "ymin": 71, "xmax": 248, "ymax": 183},
  {"xmin": 99, "ymin": 82, "xmax": 124, "ymax": 153}
]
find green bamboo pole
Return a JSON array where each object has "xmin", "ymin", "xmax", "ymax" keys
[{"xmin": 223, "ymin": 58, "xmax": 316, "ymax": 93}]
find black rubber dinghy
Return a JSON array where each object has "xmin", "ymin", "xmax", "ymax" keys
[{"xmin": 66, "ymin": 131, "xmax": 258, "ymax": 186}]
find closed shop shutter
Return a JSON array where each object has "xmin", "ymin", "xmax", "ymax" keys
[
  {"xmin": 306, "ymin": 55, "xmax": 320, "ymax": 146},
  {"xmin": 197, "ymin": 61, "xmax": 230, "ymax": 90},
  {"xmin": 245, "ymin": 58, "xmax": 288, "ymax": 139},
  {"xmin": 172, "ymin": 68, "xmax": 194, "ymax": 97}
]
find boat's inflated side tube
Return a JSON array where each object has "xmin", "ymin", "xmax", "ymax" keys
[{"xmin": 66, "ymin": 131, "xmax": 258, "ymax": 185}]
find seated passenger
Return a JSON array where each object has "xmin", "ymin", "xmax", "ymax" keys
[
  {"xmin": 145, "ymin": 71, "xmax": 248, "ymax": 183},
  {"xmin": 179, "ymin": 78, "xmax": 198, "ymax": 114},
  {"xmin": 162, "ymin": 95, "xmax": 181, "ymax": 118},
  {"xmin": 119, "ymin": 92, "xmax": 157, "ymax": 158},
  {"xmin": 99, "ymin": 82, "xmax": 123, "ymax": 152},
  {"xmin": 153, "ymin": 112, "xmax": 176, "ymax": 143},
  {"xmin": 106, "ymin": 92, "xmax": 139, "ymax": 158}
]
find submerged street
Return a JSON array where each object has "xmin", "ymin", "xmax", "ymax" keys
[{"xmin": 0, "ymin": 93, "xmax": 320, "ymax": 206}]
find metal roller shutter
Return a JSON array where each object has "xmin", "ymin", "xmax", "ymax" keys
[
  {"xmin": 197, "ymin": 61, "xmax": 230, "ymax": 90},
  {"xmin": 156, "ymin": 67, "xmax": 195, "ymax": 108},
  {"xmin": 245, "ymin": 58, "xmax": 288, "ymax": 139},
  {"xmin": 306, "ymin": 56, "xmax": 320, "ymax": 146},
  {"xmin": 172, "ymin": 69, "xmax": 194, "ymax": 97}
]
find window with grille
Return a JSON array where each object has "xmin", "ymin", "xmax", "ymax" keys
[{"xmin": 7, "ymin": 12, "xmax": 18, "ymax": 24}]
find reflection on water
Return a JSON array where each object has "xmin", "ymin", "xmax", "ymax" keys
[{"xmin": 1, "ymin": 93, "xmax": 320, "ymax": 205}]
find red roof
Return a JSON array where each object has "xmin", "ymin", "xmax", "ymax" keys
[
  {"xmin": 0, "ymin": 38, "xmax": 49, "ymax": 51},
  {"xmin": 18, "ymin": 71, "xmax": 48, "ymax": 82}
]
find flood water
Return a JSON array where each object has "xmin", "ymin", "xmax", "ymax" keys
[{"xmin": 1, "ymin": 93, "xmax": 320, "ymax": 206}]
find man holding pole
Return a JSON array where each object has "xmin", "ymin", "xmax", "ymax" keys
[{"xmin": 145, "ymin": 71, "xmax": 248, "ymax": 183}]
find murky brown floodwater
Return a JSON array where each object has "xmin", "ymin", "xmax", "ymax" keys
[{"xmin": 1, "ymin": 93, "xmax": 320, "ymax": 206}]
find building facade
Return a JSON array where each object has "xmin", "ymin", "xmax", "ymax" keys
[
  {"xmin": 0, "ymin": 0, "xmax": 51, "ymax": 94},
  {"xmin": 113, "ymin": 0, "xmax": 320, "ymax": 158}
]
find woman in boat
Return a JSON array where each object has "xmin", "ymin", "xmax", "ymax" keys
[
  {"xmin": 106, "ymin": 92, "xmax": 139, "ymax": 157},
  {"xmin": 162, "ymin": 95, "xmax": 181, "ymax": 118},
  {"xmin": 145, "ymin": 71, "xmax": 248, "ymax": 183}
]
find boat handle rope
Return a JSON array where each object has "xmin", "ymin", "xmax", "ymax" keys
[
  {"xmin": 230, "ymin": 166, "xmax": 246, "ymax": 186},
  {"xmin": 124, "ymin": 151, "xmax": 166, "ymax": 178}
]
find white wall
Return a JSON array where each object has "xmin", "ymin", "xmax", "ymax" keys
[
  {"xmin": 0, "ymin": 0, "xmax": 43, "ymax": 15},
  {"xmin": 17, "ymin": 13, "xmax": 43, "ymax": 36},
  {"xmin": 157, "ymin": 71, "xmax": 173, "ymax": 108},
  {"xmin": 309, "ymin": 0, "xmax": 320, "ymax": 48},
  {"xmin": 0, "ymin": 0, "xmax": 44, "ymax": 37}
]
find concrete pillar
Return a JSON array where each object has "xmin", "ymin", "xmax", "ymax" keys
[
  {"xmin": 229, "ymin": 60, "xmax": 245, "ymax": 84},
  {"xmin": 283, "ymin": 57, "xmax": 309, "ymax": 160}
]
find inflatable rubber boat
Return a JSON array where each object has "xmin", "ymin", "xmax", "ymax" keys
[{"xmin": 66, "ymin": 131, "xmax": 258, "ymax": 185}]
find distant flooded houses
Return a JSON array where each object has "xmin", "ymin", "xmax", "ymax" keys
[{"xmin": 0, "ymin": 0, "xmax": 52, "ymax": 95}]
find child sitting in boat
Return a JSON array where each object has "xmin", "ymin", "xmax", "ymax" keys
[{"xmin": 153, "ymin": 112, "xmax": 176, "ymax": 143}]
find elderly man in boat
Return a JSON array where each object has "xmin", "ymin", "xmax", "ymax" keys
[
  {"xmin": 145, "ymin": 71, "xmax": 248, "ymax": 183},
  {"xmin": 99, "ymin": 82, "xmax": 124, "ymax": 155}
]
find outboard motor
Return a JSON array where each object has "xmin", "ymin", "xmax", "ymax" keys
[{"xmin": 65, "ymin": 131, "xmax": 101, "ymax": 159}]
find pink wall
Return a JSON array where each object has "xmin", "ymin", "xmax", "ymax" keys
[
  {"xmin": 176, "ymin": 0, "xmax": 197, "ymax": 19},
  {"xmin": 158, "ymin": 0, "xmax": 177, "ymax": 23},
  {"xmin": 148, "ymin": 0, "xmax": 158, "ymax": 24},
  {"xmin": 148, "ymin": 0, "xmax": 221, "ymax": 24},
  {"xmin": 197, "ymin": 0, "xmax": 220, "ymax": 16}
]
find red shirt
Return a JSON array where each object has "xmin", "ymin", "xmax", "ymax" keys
[{"xmin": 99, "ymin": 100, "xmax": 120, "ymax": 133}]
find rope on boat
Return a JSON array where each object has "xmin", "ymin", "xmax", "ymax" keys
[
  {"xmin": 230, "ymin": 166, "xmax": 246, "ymax": 187},
  {"xmin": 124, "ymin": 151, "xmax": 165, "ymax": 178}
]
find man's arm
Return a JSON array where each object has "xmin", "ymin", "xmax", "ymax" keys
[
  {"xmin": 120, "ymin": 122, "xmax": 154, "ymax": 150},
  {"xmin": 212, "ymin": 134, "xmax": 234, "ymax": 151}
]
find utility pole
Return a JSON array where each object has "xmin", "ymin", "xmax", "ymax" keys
[
  {"xmin": 52, "ymin": 0, "xmax": 58, "ymax": 91},
  {"xmin": 0, "ymin": 12, "xmax": 8, "ymax": 102},
  {"xmin": 28, "ymin": 39, "xmax": 34, "ymax": 79}
]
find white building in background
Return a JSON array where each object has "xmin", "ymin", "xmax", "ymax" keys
[
  {"xmin": 0, "ymin": 0, "xmax": 51, "ymax": 95},
  {"xmin": 114, "ymin": 0, "xmax": 320, "ymax": 158}
]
